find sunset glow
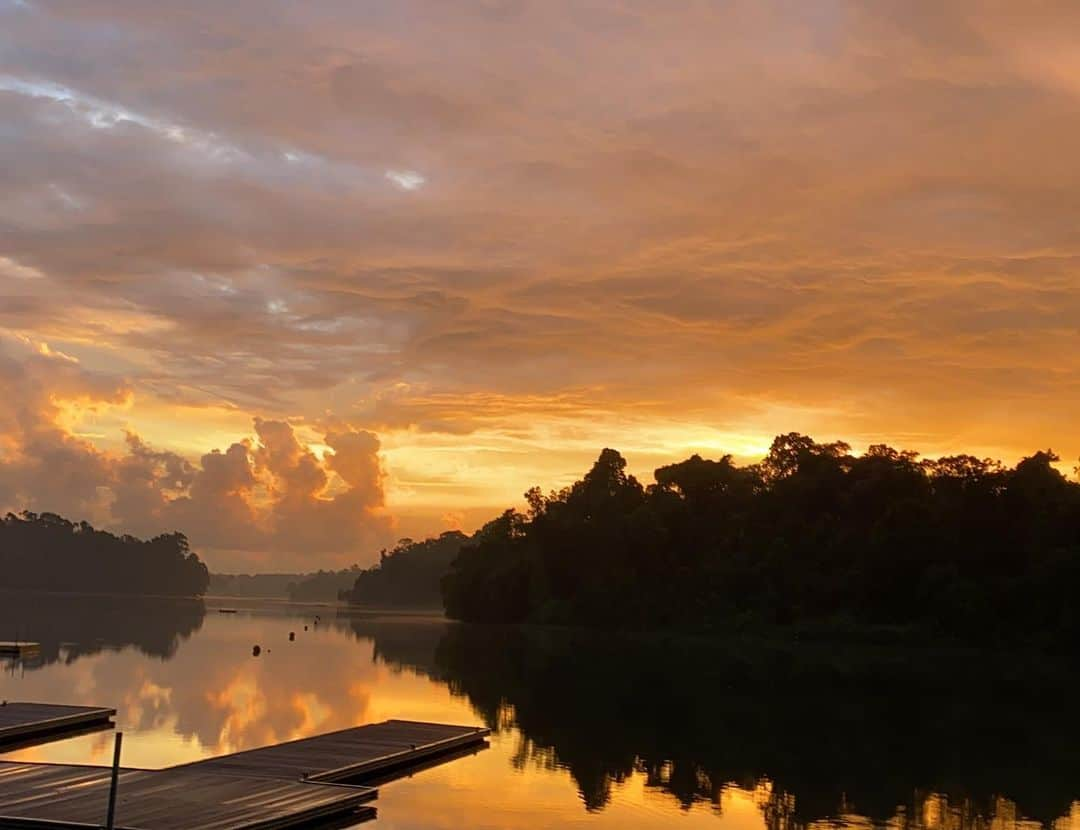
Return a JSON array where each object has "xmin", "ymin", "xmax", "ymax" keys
[{"xmin": 2, "ymin": 2, "xmax": 1080, "ymax": 569}]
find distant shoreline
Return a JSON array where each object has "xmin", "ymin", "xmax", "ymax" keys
[
  {"xmin": 1, "ymin": 588, "xmax": 1072, "ymax": 663},
  {"xmin": 0, "ymin": 587, "xmax": 206, "ymax": 602}
]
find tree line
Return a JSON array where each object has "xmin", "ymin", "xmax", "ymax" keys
[
  {"xmin": 342, "ymin": 531, "xmax": 468, "ymax": 607},
  {"xmin": 0, "ymin": 511, "xmax": 210, "ymax": 596},
  {"xmin": 440, "ymin": 433, "xmax": 1080, "ymax": 644}
]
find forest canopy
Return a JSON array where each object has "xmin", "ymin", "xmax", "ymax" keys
[
  {"xmin": 343, "ymin": 531, "xmax": 469, "ymax": 608},
  {"xmin": 209, "ymin": 568, "xmax": 362, "ymax": 601},
  {"xmin": 0, "ymin": 511, "xmax": 210, "ymax": 596},
  {"xmin": 441, "ymin": 433, "xmax": 1080, "ymax": 645}
]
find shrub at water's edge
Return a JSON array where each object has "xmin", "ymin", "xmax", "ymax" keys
[
  {"xmin": 0, "ymin": 510, "xmax": 210, "ymax": 596},
  {"xmin": 441, "ymin": 433, "xmax": 1080, "ymax": 644}
]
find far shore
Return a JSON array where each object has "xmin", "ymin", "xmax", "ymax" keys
[{"xmin": 2, "ymin": 589, "xmax": 1076, "ymax": 663}]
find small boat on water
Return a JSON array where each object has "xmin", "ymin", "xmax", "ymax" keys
[{"xmin": 217, "ymin": 608, "xmax": 238, "ymax": 614}]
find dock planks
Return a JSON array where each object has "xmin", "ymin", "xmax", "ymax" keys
[
  {"xmin": 0, "ymin": 763, "xmax": 377, "ymax": 829},
  {"xmin": 183, "ymin": 719, "xmax": 491, "ymax": 783},
  {"xmin": 0, "ymin": 702, "xmax": 115, "ymax": 747},
  {"xmin": 0, "ymin": 643, "xmax": 40, "ymax": 658},
  {"xmin": 0, "ymin": 718, "xmax": 488, "ymax": 829}
]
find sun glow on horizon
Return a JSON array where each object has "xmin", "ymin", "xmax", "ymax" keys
[{"xmin": 4, "ymin": 0, "xmax": 1080, "ymax": 569}]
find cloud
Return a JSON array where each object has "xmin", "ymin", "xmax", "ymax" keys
[
  {"xmin": 0, "ymin": 256, "xmax": 44, "ymax": 280},
  {"xmin": 0, "ymin": 334, "xmax": 130, "ymax": 522},
  {"xmin": 2, "ymin": 1, "xmax": 1080, "ymax": 546},
  {"xmin": 0, "ymin": 337, "xmax": 393, "ymax": 569},
  {"xmin": 154, "ymin": 422, "xmax": 395, "ymax": 568},
  {"xmin": 385, "ymin": 170, "xmax": 426, "ymax": 191}
]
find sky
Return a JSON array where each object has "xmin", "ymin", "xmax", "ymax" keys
[{"xmin": 2, "ymin": 1, "xmax": 1080, "ymax": 571}]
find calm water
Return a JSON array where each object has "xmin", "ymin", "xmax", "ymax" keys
[{"xmin": 0, "ymin": 594, "xmax": 1077, "ymax": 830}]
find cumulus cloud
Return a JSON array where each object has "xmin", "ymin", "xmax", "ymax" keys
[
  {"xmin": 148, "ymin": 418, "xmax": 394, "ymax": 566},
  {"xmin": 0, "ymin": 334, "xmax": 130, "ymax": 522},
  {"xmin": 0, "ymin": 337, "xmax": 393, "ymax": 569}
]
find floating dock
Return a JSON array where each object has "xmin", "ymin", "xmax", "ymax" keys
[
  {"xmin": 0, "ymin": 702, "xmax": 116, "ymax": 747},
  {"xmin": 0, "ymin": 642, "xmax": 40, "ymax": 658},
  {"xmin": 0, "ymin": 763, "xmax": 377, "ymax": 829},
  {"xmin": 183, "ymin": 719, "xmax": 491, "ymax": 783},
  {"xmin": 0, "ymin": 718, "xmax": 489, "ymax": 829}
]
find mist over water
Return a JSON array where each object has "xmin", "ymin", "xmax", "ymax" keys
[{"xmin": 1, "ymin": 594, "xmax": 1077, "ymax": 830}]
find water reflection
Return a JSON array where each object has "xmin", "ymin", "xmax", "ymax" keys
[
  {"xmin": 359, "ymin": 622, "xmax": 1080, "ymax": 828},
  {"xmin": 0, "ymin": 595, "xmax": 1077, "ymax": 830},
  {"xmin": 0, "ymin": 592, "xmax": 204, "ymax": 668}
]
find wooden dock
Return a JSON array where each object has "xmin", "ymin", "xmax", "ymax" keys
[
  {"xmin": 0, "ymin": 763, "xmax": 377, "ymax": 829},
  {"xmin": 0, "ymin": 642, "xmax": 40, "ymax": 658},
  {"xmin": 183, "ymin": 719, "xmax": 491, "ymax": 783},
  {"xmin": 0, "ymin": 702, "xmax": 116, "ymax": 747},
  {"xmin": 0, "ymin": 718, "xmax": 488, "ymax": 829}
]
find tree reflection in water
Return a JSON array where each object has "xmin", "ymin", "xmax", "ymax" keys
[
  {"xmin": 1, "ymin": 599, "xmax": 1076, "ymax": 830},
  {"xmin": 351, "ymin": 617, "xmax": 1080, "ymax": 830},
  {"xmin": 0, "ymin": 591, "xmax": 204, "ymax": 667}
]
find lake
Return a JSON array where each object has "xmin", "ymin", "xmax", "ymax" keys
[{"xmin": 0, "ymin": 593, "xmax": 1077, "ymax": 830}]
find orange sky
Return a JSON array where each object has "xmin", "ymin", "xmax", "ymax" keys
[{"xmin": 2, "ymin": 1, "xmax": 1079, "ymax": 570}]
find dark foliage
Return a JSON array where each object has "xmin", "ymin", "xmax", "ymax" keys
[
  {"xmin": 442, "ymin": 434, "xmax": 1080, "ymax": 645},
  {"xmin": 287, "ymin": 567, "xmax": 361, "ymax": 601},
  {"xmin": 343, "ymin": 531, "xmax": 469, "ymax": 608},
  {"xmin": 209, "ymin": 569, "xmax": 363, "ymax": 601},
  {"xmin": 0, "ymin": 511, "xmax": 209, "ymax": 596},
  {"xmin": 209, "ymin": 572, "xmax": 301, "ymax": 598}
]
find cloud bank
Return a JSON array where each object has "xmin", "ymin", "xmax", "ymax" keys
[{"xmin": 2, "ymin": 1, "xmax": 1080, "ymax": 566}]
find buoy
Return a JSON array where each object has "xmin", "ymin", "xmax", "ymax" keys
[{"xmin": 252, "ymin": 645, "xmax": 261, "ymax": 657}]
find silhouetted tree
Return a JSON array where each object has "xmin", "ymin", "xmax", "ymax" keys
[
  {"xmin": 286, "ymin": 566, "xmax": 361, "ymax": 601},
  {"xmin": 0, "ymin": 512, "xmax": 209, "ymax": 596},
  {"xmin": 442, "ymin": 434, "xmax": 1080, "ymax": 646},
  {"xmin": 345, "ymin": 531, "xmax": 469, "ymax": 608}
]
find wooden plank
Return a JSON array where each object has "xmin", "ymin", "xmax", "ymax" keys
[
  {"xmin": 181, "ymin": 719, "xmax": 490, "ymax": 784},
  {"xmin": 0, "ymin": 703, "xmax": 116, "ymax": 747},
  {"xmin": 0, "ymin": 764, "xmax": 376, "ymax": 830},
  {"xmin": 0, "ymin": 642, "xmax": 40, "ymax": 657},
  {"xmin": 0, "ymin": 724, "xmax": 120, "ymax": 755},
  {"xmin": 0, "ymin": 762, "xmax": 140, "ymax": 829},
  {"xmin": 0, "ymin": 718, "xmax": 486, "ymax": 828}
]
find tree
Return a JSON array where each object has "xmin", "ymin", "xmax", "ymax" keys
[
  {"xmin": 440, "ymin": 435, "xmax": 1080, "ymax": 647},
  {"xmin": 0, "ymin": 512, "xmax": 210, "ymax": 596}
]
